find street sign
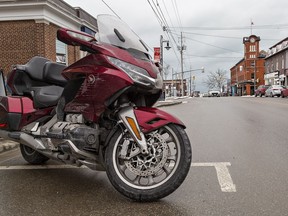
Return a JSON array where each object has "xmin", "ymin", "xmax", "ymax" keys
[{"xmin": 154, "ymin": 47, "xmax": 160, "ymax": 62}]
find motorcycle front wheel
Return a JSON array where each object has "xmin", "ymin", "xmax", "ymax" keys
[{"xmin": 105, "ymin": 124, "xmax": 192, "ymax": 202}]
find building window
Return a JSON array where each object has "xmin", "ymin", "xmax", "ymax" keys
[
  {"xmin": 56, "ymin": 39, "xmax": 67, "ymax": 65},
  {"xmin": 250, "ymin": 54, "xmax": 255, "ymax": 59},
  {"xmin": 250, "ymin": 45, "xmax": 256, "ymax": 52},
  {"xmin": 286, "ymin": 51, "xmax": 288, "ymax": 68}
]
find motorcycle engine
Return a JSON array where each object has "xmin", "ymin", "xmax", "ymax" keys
[
  {"xmin": 48, "ymin": 114, "xmax": 100, "ymax": 151},
  {"xmin": 65, "ymin": 124, "xmax": 99, "ymax": 150}
]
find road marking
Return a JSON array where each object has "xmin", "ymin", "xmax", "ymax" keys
[
  {"xmin": 0, "ymin": 164, "xmax": 86, "ymax": 170},
  {"xmin": 192, "ymin": 162, "xmax": 236, "ymax": 192},
  {"xmin": 0, "ymin": 162, "xmax": 236, "ymax": 193}
]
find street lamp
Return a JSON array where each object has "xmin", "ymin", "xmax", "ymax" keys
[
  {"xmin": 160, "ymin": 35, "xmax": 171, "ymax": 100},
  {"xmin": 160, "ymin": 35, "xmax": 171, "ymax": 72}
]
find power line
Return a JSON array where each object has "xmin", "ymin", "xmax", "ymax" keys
[
  {"xmin": 170, "ymin": 32, "xmax": 242, "ymax": 54},
  {"xmin": 171, "ymin": 0, "xmax": 183, "ymax": 32},
  {"xmin": 147, "ymin": 0, "xmax": 164, "ymax": 28},
  {"xmin": 147, "ymin": 0, "xmax": 181, "ymax": 66},
  {"xmin": 101, "ymin": 0, "xmax": 121, "ymax": 19},
  {"xmin": 184, "ymin": 54, "xmax": 242, "ymax": 59},
  {"xmin": 169, "ymin": 24, "xmax": 288, "ymax": 30}
]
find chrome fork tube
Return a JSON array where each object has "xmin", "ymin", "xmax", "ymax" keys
[{"xmin": 117, "ymin": 106, "xmax": 148, "ymax": 155}]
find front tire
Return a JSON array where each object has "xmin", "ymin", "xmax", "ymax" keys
[
  {"xmin": 20, "ymin": 144, "xmax": 49, "ymax": 165},
  {"xmin": 105, "ymin": 124, "xmax": 192, "ymax": 202}
]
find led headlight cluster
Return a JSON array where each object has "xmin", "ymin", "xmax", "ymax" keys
[{"xmin": 107, "ymin": 56, "xmax": 162, "ymax": 88}]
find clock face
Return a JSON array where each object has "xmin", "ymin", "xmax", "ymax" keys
[{"xmin": 250, "ymin": 37, "xmax": 255, "ymax": 43}]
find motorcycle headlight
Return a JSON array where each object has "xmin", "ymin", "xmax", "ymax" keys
[{"xmin": 107, "ymin": 56, "xmax": 157, "ymax": 87}]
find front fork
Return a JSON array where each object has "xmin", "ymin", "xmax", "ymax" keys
[{"xmin": 117, "ymin": 106, "xmax": 149, "ymax": 155}]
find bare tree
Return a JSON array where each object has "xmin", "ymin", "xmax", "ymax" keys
[{"xmin": 203, "ymin": 69, "xmax": 227, "ymax": 90}]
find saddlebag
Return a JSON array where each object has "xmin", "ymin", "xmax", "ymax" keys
[{"xmin": 0, "ymin": 96, "xmax": 34, "ymax": 131}]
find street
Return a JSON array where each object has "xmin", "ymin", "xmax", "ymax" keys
[{"xmin": 1, "ymin": 97, "xmax": 288, "ymax": 216}]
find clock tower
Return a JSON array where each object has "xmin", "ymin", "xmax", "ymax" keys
[
  {"xmin": 243, "ymin": 35, "xmax": 261, "ymax": 61},
  {"xmin": 238, "ymin": 35, "xmax": 265, "ymax": 95}
]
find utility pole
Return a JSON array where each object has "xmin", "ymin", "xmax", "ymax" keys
[
  {"xmin": 171, "ymin": 68, "xmax": 174, "ymax": 97},
  {"xmin": 254, "ymin": 59, "xmax": 256, "ymax": 95},
  {"xmin": 180, "ymin": 32, "xmax": 184, "ymax": 96}
]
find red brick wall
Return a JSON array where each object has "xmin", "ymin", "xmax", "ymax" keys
[
  {"xmin": 0, "ymin": 20, "xmax": 79, "ymax": 76},
  {"xmin": 0, "ymin": 20, "xmax": 38, "ymax": 74}
]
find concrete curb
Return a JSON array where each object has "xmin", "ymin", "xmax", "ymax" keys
[
  {"xmin": 155, "ymin": 101, "xmax": 183, "ymax": 107},
  {"xmin": 0, "ymin": 140, "xmax": 20, "ymax": 154}
]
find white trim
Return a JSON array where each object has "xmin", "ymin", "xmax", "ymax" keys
[
  {"xmin": 35, "ymin": 19, "xmax": 50, "ymax": 25},
  {"xmin": 0, "ymin": 1, "xmax": 97, "ymax": 31}
]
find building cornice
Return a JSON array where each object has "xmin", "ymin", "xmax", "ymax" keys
[{"xmin": 0, "ymin": 0, "xmax": 97, "ymax": 31}]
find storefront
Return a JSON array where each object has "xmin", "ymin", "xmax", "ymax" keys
[{"xmin": 264, "ymin": 72, "xmax": 279, "ymax": 85}]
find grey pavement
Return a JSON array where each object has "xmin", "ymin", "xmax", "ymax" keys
[{"xmin": 0, "ymin": 98, "xmax": 182, "ymax": 154}]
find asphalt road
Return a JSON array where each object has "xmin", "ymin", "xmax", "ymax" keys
[{"xmin": 0, "ymin": 97, "xmax": 288, "ymax": 216}]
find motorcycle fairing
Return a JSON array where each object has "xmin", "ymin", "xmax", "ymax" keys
[{"xmin": 134, "ymin": 107, "xmax": 185, "ymax": 133}]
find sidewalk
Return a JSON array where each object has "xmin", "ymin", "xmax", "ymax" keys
[
  {"xmin": 0, "ymin": 139, "xmax": 19, "ymax": 154},
  {"xmin": 154, "ymin": 99, "xmax": 183, "ymax": 107},
  {"xmin": 0, "ymin": 98, "xmax": 182, "ymax": 154},
  {"xmin": 155, "ymin": 96, "xmax": 187, "ymax": 107}
]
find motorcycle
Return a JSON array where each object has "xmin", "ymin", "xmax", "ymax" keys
[{"xmin": 0, "ymin": 14, "xmax": 191, "ymax": 201}]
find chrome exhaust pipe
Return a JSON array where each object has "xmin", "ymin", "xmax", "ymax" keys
[{"xmin": 0, "ymin": 129, "xmax": 45, "ymax": 150}]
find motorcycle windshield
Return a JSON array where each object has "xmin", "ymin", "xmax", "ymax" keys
[{"xmin": 97, "ymin": 14, "xmax": 149, "ymax": 55}]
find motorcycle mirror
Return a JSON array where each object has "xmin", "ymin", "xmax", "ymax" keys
[{"xmin": 57, "ymin": 28, "xmax": 96, "ymax": 47}]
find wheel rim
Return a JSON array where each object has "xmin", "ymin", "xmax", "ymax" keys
[{"xmin": 112, "ymin": 126, "xmax": 181, "ymax": 190}]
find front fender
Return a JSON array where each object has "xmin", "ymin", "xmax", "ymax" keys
[{"xmin": 134, "ymin": 107, "xmax": 185, "ymax": 133}]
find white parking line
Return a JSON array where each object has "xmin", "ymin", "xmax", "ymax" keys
[
  {"xmin": 0, "ymin": 164, "xmax": 86, "ymax": 170},
  {"xmin": 0, "ymin": 162, "xmax": 236, "ymax": 193},
  {"xmin": 192, "ymin": 162, "xmax": 236, "ymax": 192}
]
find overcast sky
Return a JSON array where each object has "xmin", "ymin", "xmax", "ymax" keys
[{"xmin": 64, "ymin": 0, "xmax": 288, "ymax": 92}]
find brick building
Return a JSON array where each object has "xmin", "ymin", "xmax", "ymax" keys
[
  {"xmin": 0, "ymin": 0, "xmax": 97, "ymax": 76},
  {"xmin": 230, "ymin": 35, "xmax": 265, "ymax": 96},
  {"xmin": 163, "ymin": 79, "xmax": 187, "ymax": 97},
  {"xmin": 264, "ymin": 37, "xmax": 288, "ymax": 86}
]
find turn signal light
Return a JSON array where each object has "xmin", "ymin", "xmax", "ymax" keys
[{"xmin": 125, "ymin": 117, "xmax": 142, "ymax": 141}]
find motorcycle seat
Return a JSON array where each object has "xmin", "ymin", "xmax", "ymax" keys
[
  {"xmin": 30, "ymin": 86, "xmax": 64, "ymax": 108},
  {"xmin": 20, "ymin": 56, "xmax": 67, "ymax": 86},
  {"xmin": 22, "ymin": 56, "xmax": 50, "ymax": 81},
  {"xmin": 43, "ymin": 62, "xmax": 67, "ymax": 87},
  {"xmin": 10, "ymin": 56, "xmax": 67, "ymax": 109}
]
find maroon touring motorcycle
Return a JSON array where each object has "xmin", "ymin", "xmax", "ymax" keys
[{"xmin": 0, "ymin": 15, "xmax": 191, "ymax": 201}]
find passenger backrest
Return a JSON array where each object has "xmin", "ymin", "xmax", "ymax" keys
[
  {"xmin": 24, "ymin": 56, "xmax": 50, "ymax": 81},
  {"xmin": 43, "ymin": 62, "xmax": 67, "ymax": 87}
]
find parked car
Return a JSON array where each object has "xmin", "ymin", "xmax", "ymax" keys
[
  {"xmin": 255, "ymin": 85, "xmax": 270, "ymax": 97},
  {"xmin": 281, "ymin": 87, "xmax": 288, "ymax": 98},
  {"xmin": 265, "ymin": 85, "xmax": 285, "ymax": 97},
  {"xmin": 202, "ymin": 93, "xmax": 209, "ymax": 97},
  {"xmin": 208, "ymin": 90, "xmax": 220, "ymax": 97}
]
